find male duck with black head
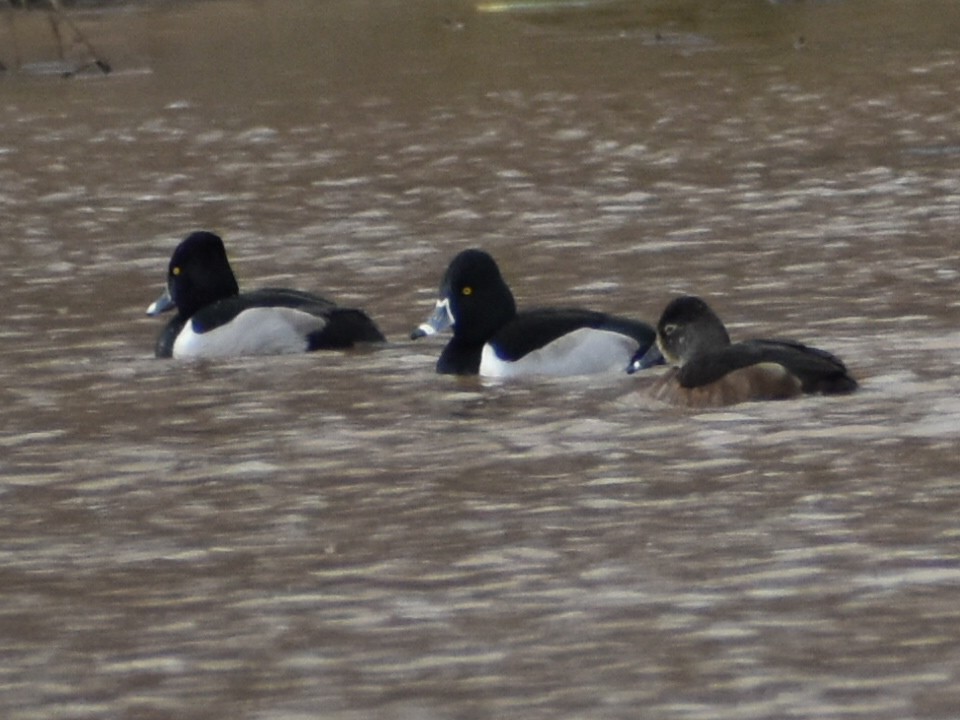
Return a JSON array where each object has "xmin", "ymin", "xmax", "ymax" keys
[
  {"xmin": 147, "ymin": 231, "xmax": 385, "ymax": 358},
  {"xmin": 411, "ymin": 248, "xmax": 660, "ymax": 377},
  {"xmin": 628, "ymin": 295, "xmax": 857, "ymax": 406}
]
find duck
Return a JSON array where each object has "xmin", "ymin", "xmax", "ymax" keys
[
  {"xmin": 628, "ymin": 295, "xmax": 858, "ymax": 406},
  {"xmin": 410, "ymin": 248, "xmax": 659, "ymax": 377},
  {"xmin": 146, "ymin": 231, "xmax": 385, "ymax": 358}
]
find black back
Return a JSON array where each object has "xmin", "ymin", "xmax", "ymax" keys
[{"xmin": 492, "ymin": 308, "xmax": 656, "ymax": 362}]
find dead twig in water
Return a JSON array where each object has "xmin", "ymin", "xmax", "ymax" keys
[{"xmin": 2, "ymin": 0, "xmax": 111, "ymax": 76}]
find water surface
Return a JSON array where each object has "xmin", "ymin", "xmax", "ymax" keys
[{"xmin": 2, "ymin": 1, "xmax": 960, "ymax": 718}]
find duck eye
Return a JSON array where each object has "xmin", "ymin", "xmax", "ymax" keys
[
  {"xmin": 662, "ymin": 323, "xmax": 677, "ymax": 336},
  {"xmin": 172, "ymin": 266, "xmax": 182, "ymax": 276},
  {"xmin": 462, "ymin": 286, "xmax": 473, "ymax": 296}
]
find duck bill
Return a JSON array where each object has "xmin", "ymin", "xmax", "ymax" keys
[
  {"xmin": 410, "ymin": 298, "xmax": 454, "ymax": 339},
  {"xmin": 146, "ymin": 286, "xmax": 175, "ymax": 316},
  {"xmin": 626, "ymin": 342, "xmax": 664, "ymax": 374}
]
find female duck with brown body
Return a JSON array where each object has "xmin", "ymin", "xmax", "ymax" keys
[{"xmin": 628, "ymin": 296, "xmax": 858, "ymax": 407}]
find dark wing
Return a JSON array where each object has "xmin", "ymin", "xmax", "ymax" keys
[
  {"xmin": 185, "ymin": 288, "xmax": 334, "ymax": 332},
  {"xmin": 492, "ymin": 308, "xmax": 655, "ymax": 362},
  {"xmin": 244, "ymin": 287, "xmax": 338, "ymax": 314},
  {"xmin": 247, "ymin": 288, "xmax": 385, "ymax": 347},
  {"xmin": 747, "ymin": 339, "xmax": 857, "ymax": 394},
  {"xmin": 679, "ymin": 339, "xmax": 856, "ymax": 394},
  {"xmin": 306, "ymin": 308, "xmax": 385, "ymax": 349},
  {"xmin": 188, "ymin": 288, "xmax": 383, "ymax": 348}
]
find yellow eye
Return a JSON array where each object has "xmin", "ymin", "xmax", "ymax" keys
[
  {"xmin": 172, "ymin": 266, "xmax": 181, "ymax": 276},
  {"xmin": 462, "ymin": 286, "xmax": 473, "ymax": 296}
]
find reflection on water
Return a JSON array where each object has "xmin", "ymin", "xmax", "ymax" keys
[{"xmin": 2, "ymin": 0, "xmax": 960, "ymax": 718}]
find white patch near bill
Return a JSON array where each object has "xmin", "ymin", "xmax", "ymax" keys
[
  {"xmin": 172, "ymin": 307, "xmax": 326, "ymax": 358},
  {"xmin": 479, "ymin": 328, "xmax": 638, "ymax": 378},
  {"xmin": 418, "ymin": 297, "xmax": 455, "ymax": 336}
]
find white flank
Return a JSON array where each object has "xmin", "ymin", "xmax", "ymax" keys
[
  {"xmin": 479, "ymin": 328, "xmax": 638, "ymax": 378},
  {"xmin": 172, "ymin": 307, "xmax": 326, "ymax": 358}
]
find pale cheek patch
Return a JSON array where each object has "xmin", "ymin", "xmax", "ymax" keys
[
  {"xmin": 172, "ymin": 307, "xmax": 326, "ymax": 358},
  {"xmin": 480, "ymin": 328, "xmax": 638, "ymax": 378}
]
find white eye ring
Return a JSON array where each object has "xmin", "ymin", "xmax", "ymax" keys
[{"xmin": 662, "ymin": 323, "xmax": 677, "ymax": 336}]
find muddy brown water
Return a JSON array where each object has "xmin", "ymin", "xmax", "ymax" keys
[{"xmin": 2, "ymin": 1, "xmax": 960, "ymax": 718}]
